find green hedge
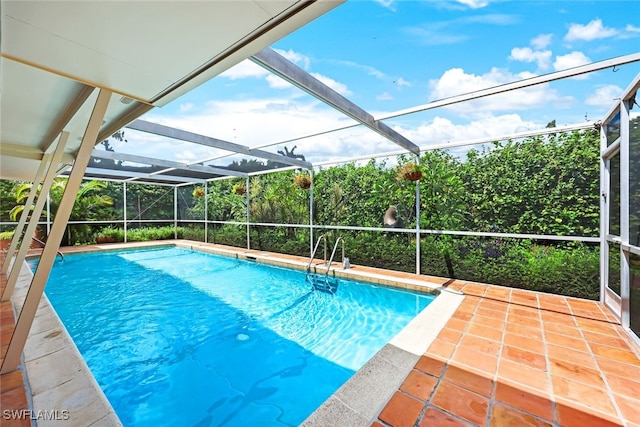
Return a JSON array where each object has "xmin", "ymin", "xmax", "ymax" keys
[{"xmin": 64, "ymin": 223, "xmax": 601, "ymax": 300}]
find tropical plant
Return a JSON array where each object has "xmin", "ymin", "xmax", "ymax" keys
[
  {"xmin": 94, "ymin": 227, "xmax": 124, "ymax": 243},
  {"xmin": 9, "ymin": 178, "xmax": 114, "ymax": 245}
]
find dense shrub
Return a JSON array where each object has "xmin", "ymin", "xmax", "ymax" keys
[
  {"xmin": 208, "ymin": 224, "xmax": 246, "ymax": 248},
  {"xmin": 419, "ymin": 237, "xmax": 599, "ymax": 300},
  {"xmin": 127, "ymin": 226, "xmax": 178, "ymax": 242},
  {"xmin": 0, "ymin": 129, "xmax": 605, "ymax": 300},
  {"xmin": 94, "ymin": 227, "xmax": 125, "ymax": 243}
]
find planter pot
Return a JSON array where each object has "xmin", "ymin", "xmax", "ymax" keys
[
  {"xmin": 403, "ymin": 171, "xmax": 423, "ymax": 181},
  {"xmin": 96, "ymin": 236, "xmax": 116, "ymax": 244}
]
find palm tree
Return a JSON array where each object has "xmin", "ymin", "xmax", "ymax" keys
[{"xmin": 10, "ymin": 179, "xmax": 113, "ymax": 245}]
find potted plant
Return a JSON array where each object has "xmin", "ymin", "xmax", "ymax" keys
[
  {"xmin": 95, "ymin": 227, "xmax": 123, "ymax": 244},
  {"xmin": 192, "ymin": 186, "xmax": 206, "ymax": 198},
  {"xmin": 0, "ymin": 230, "xmax": 14, "ymax": 251},
  {"xmin": 398, "ymin": 163, "xmax": 423, "ymax": 181},
  {"xmin": 294, "ymin": 173, "xmax": 312, "ymax": 189},
  {"xmin": 232, "ymin": 183, "xmax": 247, "ymax": 195}
]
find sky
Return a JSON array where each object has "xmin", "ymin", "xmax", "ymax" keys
[{"xmin": 110, "ymin": 0, "xmax": 640, "ymax": 170}]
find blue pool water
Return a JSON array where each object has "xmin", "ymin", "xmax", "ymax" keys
[{"xmin": 37, "ymin": 246, "xmax": 435, "ymax": 426}]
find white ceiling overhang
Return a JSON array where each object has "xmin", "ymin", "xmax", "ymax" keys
[{"xmin": 0, "ymin": 0, "xmax": 344, "ymax": 182}]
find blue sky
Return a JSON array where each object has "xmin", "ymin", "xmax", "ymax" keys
[{"xmin": 114, "ymin": 0, "xmax": 640, "ymax": 168}]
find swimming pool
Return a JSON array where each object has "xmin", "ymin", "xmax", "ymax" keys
[{"xmin": 39, "ymin": 246, "xmax": 435, "ymax": 426}]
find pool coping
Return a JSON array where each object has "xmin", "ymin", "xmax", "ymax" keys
[
  {"xmin": 11, "ymin": 255, "xmax": 122, "ymax": 426},
  {"xmin": 18, "ymin": 240, "xmax": 463, "ymax": 426}
]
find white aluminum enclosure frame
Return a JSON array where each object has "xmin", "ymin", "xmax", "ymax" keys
[
  {"xmin": 1, "ymin": 132, "xmax": 69, "ymax": 300},
  {"xmin": 600, "ymin": 72, "xmax": 640, "ymax": 346},
  {"xmin": 2, "ymin": 89, "xmax": 112, "ymax": 373}
]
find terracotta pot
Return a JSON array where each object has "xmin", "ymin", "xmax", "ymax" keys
[
  {"xmin": 403, "ymin": 171, "xmax": 423, "ymax": 181},
  {"xmin": 298, "ymin": 180, "xmax": 311, "ymax": 189}
]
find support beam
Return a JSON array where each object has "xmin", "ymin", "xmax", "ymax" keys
[
  {"xmin": 1, "ymin": 89, "xmax": 111, "ymax": 374},
  {"xmin": 127, "ymin": 119, "xmax": 313, "ymax": 169},
  {"xmin": 39, "ymin": 85, "xmax": 95, "ymax": 152},
  {"xmin": 91, "ymin": 150, "xmax": 248, "ymax": 178},
  {"xmin": 251, "ymin": 48, "xmax": 420, "ymax": 155},
  {"xmin": 83, "ymin": 167, "xmax": 206, "ymax": 184},
  {"xmin": 379, "ymin": 52, "xmax": 640, "ymax": 121},
  {"xmin": 1, "ymin": 132, "xmax": 69, "ymax": 300},
  {"xmin": 1, "ymin": 157, "xmax": 48, "ymax": 274}
]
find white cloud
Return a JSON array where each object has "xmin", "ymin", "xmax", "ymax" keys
[
  {"xmin": 218, "ymin": 51, "xmax": 352, "ymax": 98},
  {"xmin": 274, "ymin": 48, "xmax": 311, "ymax": 70},
  {"xmin": 466, "ymin": 14, "xmax": 517, "ymax": 25},
  {"xmin": 219, "ymin": 50, "xmax": 312, "ymax": 82},
  {"xmin": 179, "ymin": 102, "xmax": 194, "ymax": 113},
  {"xmin": 454, "ymin": 0, "xmax": 490, "ymax": 8},
  {"xmin": 219, "ymin": 60, "xmax": 268, "ymax": 80},
  {"xmin": 405, "ymin": 25, "xmax": 469, "ymax": 45},
  {"xmin": 310, "ymin": 72, "xmax": 353, "ymax": 96},
  {"xmin": 396, "ymin": 77, "xmax": 411, "ymax": 88},
  {"xmin": 565, "ymin": 19, "xmax": 618, "ymax": 42},
  {"xmin": 585, "ymin": 85, "xmax": 623, "ymax": 108},
  {"xmin": 175, "ymin": 149, "xmax": 199, "ymax": 163},
  {"xmin": 373, "ymin": 0, "xmax": 396, "ymax": 11},
  {"xmin": 119, "ymin": 93, "xmax": 563, "ymax": 169},
  {"xmin": 339, "ymin": 60, "xmax": 387, "ymax": 80},
  {"xmin": 531, "ymin": 34, "xmax": 553, "ymax": 50},
  {"xmin": 553, "ymin": 51, "xmax": 591, "ymax": 71},
  {"xmin": 428, "ymin": 67, "xmax": 572, "ymax": 116},
  {"xmin": 265, "ymin": 74, "xmax": 293, "ymax": 90},
  {"xmin": 404, "ymin": 114, "xmax": 538, "ymax": 148},
  {"xmin": 377, "ymin": 92, "xmax": 394, "ymax": 101},
  {"xmin": 626, "ymin": 24, "xmax": 640, "ymax": 34},
  {"xmin": 509, "ymin": 47, "xmax": 552, "ymax": 70},
  {"xmin": 139, "ymin": 97, "xmax": 358, "ymax": 163}
]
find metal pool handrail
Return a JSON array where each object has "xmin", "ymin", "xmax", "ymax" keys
[
  {"xmin": 32, "ymin": 236, "xmax": 65, "ymax": 261},
  {"xmin": 307, "ymin": 234, "xmax": 327, "ymax": 271}
]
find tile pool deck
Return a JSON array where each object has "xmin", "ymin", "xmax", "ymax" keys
[{"xmin": 1, "ymin": 240, "xmax": 640, "ymax": 426}]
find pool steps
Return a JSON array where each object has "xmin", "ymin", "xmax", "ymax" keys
[{"xmin": 305, "ymin": 235, "xmax": 346, "ymax": 294}]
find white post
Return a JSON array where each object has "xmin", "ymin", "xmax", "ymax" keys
[
  {"xmin": 620, "ymin": 98, "xmax": 630, "ymax": 328},
  {"xmin": 416, "ymin": 167, "xmax": 421, "ymax": 275},
  {"xmin": 309, "ymin": 171, "xmax": 314, "ymax": 256},
  {"xmin": 2, "ymin": 132, "xmax": 69, "ymax": 300},
  {"xmin": 246, "ymin": 177, "xmax": 250, "ymax": 249},
  {"xmin": 174, "ymin": 186, "xmax": 178, "ymax": 239},
  {"xmin": 204, "ymin": 181, "xmax": 208, "ymax": 243},
  {"xmin": 1, "ymin": 157, "xmax": 48, "ymax": 274},
  {"xmin": 46, "ymin": 192, "xmax": 51, "ymax": 236},
  {"xmin": 1, "ymin": 89, "xmax": 111, "ymax": 374},
  {"xmin": 123, "ymin": 182, "xmax": 128, "ymax": 243}
]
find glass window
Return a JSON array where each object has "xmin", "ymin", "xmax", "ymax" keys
[
  {"xmin": 631, "ymin": 252, "xmax": 640, "ymax": 336},
  {"xmin": 630, "ymin": 115, "xmax": 640, "ymax": 247},
  {"xmin": 608, "ymin": 242, "xmax": 621, "ymax": 296},
  {"xmin": 609, "ymin": 154, "xmax": 621, "ymax": 237},
  {"xmin": 606, "ymin": 110, "xmax": 621, "ymax": 146}
]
